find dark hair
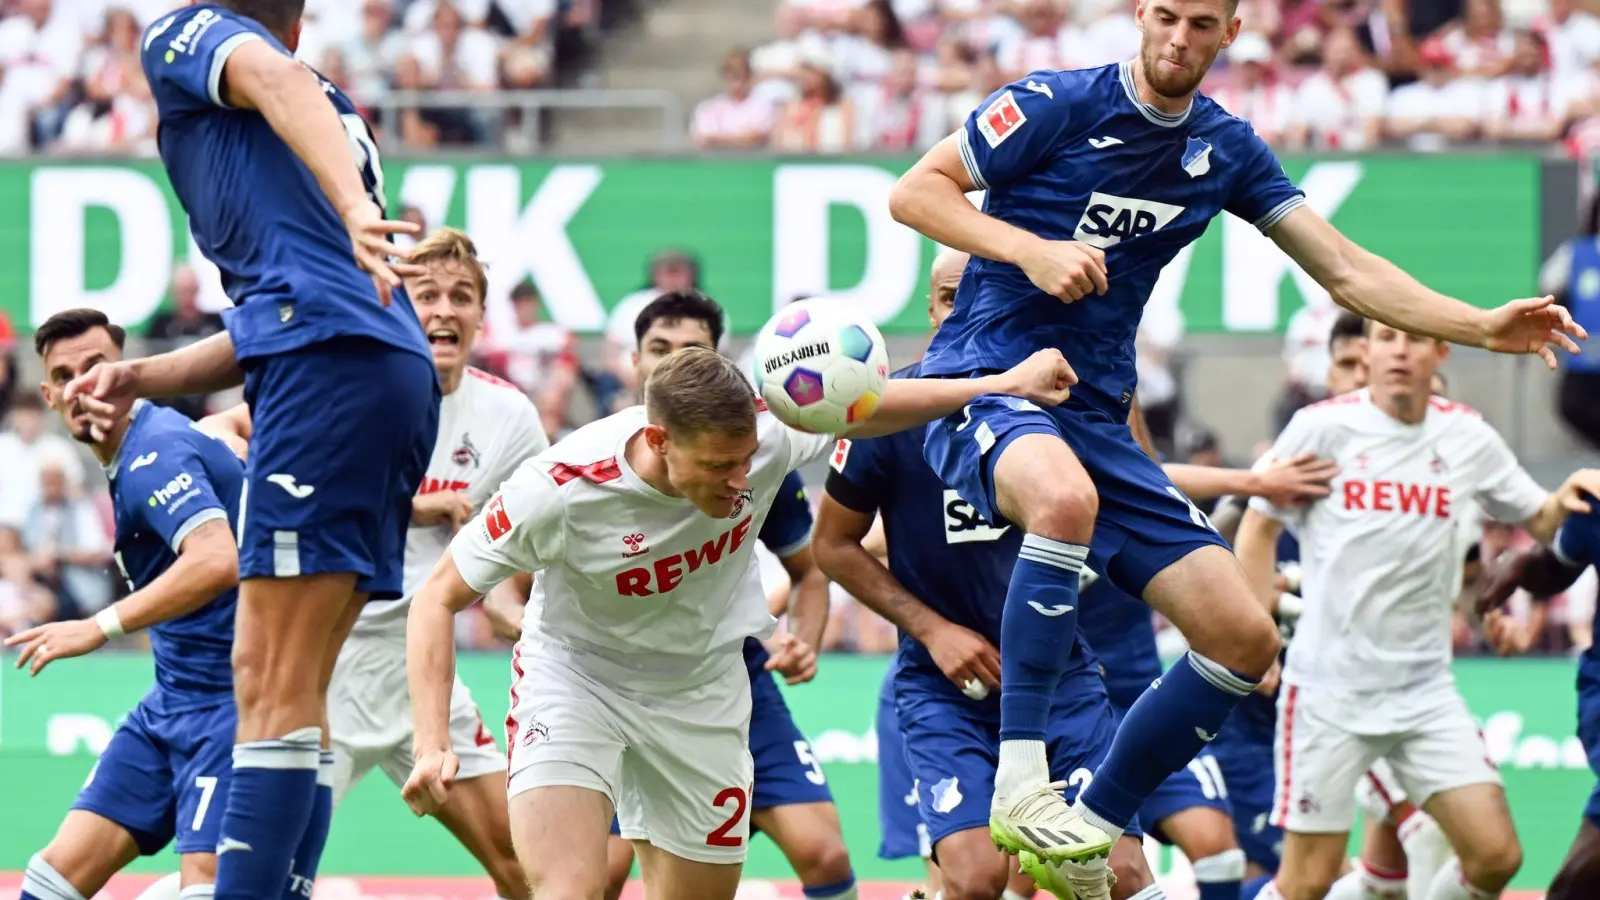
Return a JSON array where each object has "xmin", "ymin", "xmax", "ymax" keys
[
  {"xmin": 645, "ymin": 346, "xmax": 756, "ymax": 439},
  {"xmin": 510, "ymin": 280, "xmax": 540, "ymax": 302},
  {"xmin": 634, "ymin": 290, "xmax": 726, "ymax": 348},
  {"xmin": 34, "ymin": 308, "xmax": 126, "ymax": 358},
  {"xmin": 865, "ymin": 0, "xmax": 908, "ymax": 49},
  {"xmin": 218, "ymin": 0, "xmax": 305, "ymax": 38},
  {"xmin": 1328, "ymin": 310, "xmax": 1367, "ymax": 350},
  {"xmin": 10, "ymin": 389, "xmax": 44, "ymax": 412}
]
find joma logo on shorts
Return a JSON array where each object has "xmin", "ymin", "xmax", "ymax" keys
[{"xmin": 615, "ymin": 516, "xmax": 754, "ymax": 596}]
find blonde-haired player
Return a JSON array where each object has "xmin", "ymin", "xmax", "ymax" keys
[
  {"xmin": 402, "ymin": 339, "xmax": 1074, "ymax": 900},
  {"xmin": 1238, "ymin": 321, "xmax": 1600, "ymax": 900},
  {"xmin": 140, "ymin": 228, "xmax": 544, "ymax": 900}
]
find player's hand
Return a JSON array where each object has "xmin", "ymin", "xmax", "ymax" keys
[
  {"xmin": 1480, "ymin": 295, "xmax": 1586, "ymax": 369},
  {"xmin": 343, "ymin": 200, "xmax": 424, "ymax": 307},
  {"xmin": 1015, "ymin": 237, "xmax": 1109, "ymax": 303},
  {"xmin": 412, "ymin": 490, "xmax": 475, "ymax": 533},
  {"xmin": 62, "ymin": 360, "xmax": 140, "ymax": 442},
  {"xmin": 5, "ymin": 619, "xmax": 108, "ymax": 675},
  {"xmin": 402, "ymin": 747, "xmax": 459, "ymax": 816},
  {"xmin": 1555, "ymin": 469, "xmax": 1600, "ymax": 515},
  {"xmin": 1482, "ymin": 609, "xmax": 1534, "ymax": 657},
  {"xmin": 995, "ymin": 348, "xmax": 1078, "ymax": 407},
  {"xmin": 764, "ymin": 633, "xmax": 818, "ymax": 685},
  {"xmin": 925, "ymin": 622, "xmax": 1001, "ymax": 694},
  {"xmin": 1255, "ymin": 452, "xmax": 1339, "ymax": 509},
  {"xmin": 1476, "ymin": 545, "xmax": 1534, "ymax": 615}
]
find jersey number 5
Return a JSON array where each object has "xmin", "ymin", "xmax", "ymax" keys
[{"xmin": 339, "ymin": 114, "xmax": 387, "ymax": 213}]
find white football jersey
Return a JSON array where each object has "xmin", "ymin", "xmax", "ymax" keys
[
  {"xmin": 357, "ymin": 367, "xmax": 549, "ymax": 635},
  {"xmin": 1253, "ymin": 390, "xmax": 1546, "ymax": 695},
  {"xmin": 450, "ymin": 403, "xmax": 834, "ymax": 682}
]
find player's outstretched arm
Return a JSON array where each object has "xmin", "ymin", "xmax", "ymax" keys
[
  {"xmin": 1166, "ymin": 454, "xmax": 1338, "ymax": 507},
  {"xmin": 403, "ymin": 552, "xmax": 481, "ymax": 816},
  {"xmin": 218, "ymin": 40, "xmax": 420, "ymax": 301},
  {"xmin": 5, "ymin": 520, "xmax": 237, "ymax": 675},
  {"xmin": 889, "ymin": 135, "xmax": 1108, "ymax": 303},
  {"xmin": 1233, "ymin": 508, "xmax": 1286, "ymax": 615},
  {"xmin": 1269, "ymin": 206, "xmax": 1585, "ymax": 367},
  {"xmin": 196, "ymin": 402, "xmax": 253, "ymax": 459},
  {"xmin": 64, "ymin": 332, "xmax": 244, "ymax": 441},
  {"xmin": 813, "ymin": 494, "xmax": 1000, "ymax": 693},
  {"xmin": 841, "ymin": 347, "xmax": 1076, "ymax": 440}
]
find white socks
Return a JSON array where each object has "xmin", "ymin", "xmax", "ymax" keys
[
  {"xmin": 1326, "ymin": 864, "xmax": 1406, "ymax": 900},
  {"xmin": 1399, "ymin": 811, "xmax": 1457, "ymax": 900},
  {"xmin": 22, "ymin": 855, "xmax": 86, "ymax": 900},
  {"xmin": 1424, "ymin": 858, "xmax": 1499, "ymax": 900},
  {"xmin": 996, "ymin": 739, "xmax": 1050, "ymax": 800}
]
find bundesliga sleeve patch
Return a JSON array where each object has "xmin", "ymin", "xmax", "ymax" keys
[
  {"xmin": 977, "ymin": 90, "xmax": 1026, "ymax": 149},
  {"xmin": 830, "ymin": 439, "xmax": 851, "ymax": 472},
  {"xmin": 483, "ymin": 494, "xmax": 513, "ymax": 543}
]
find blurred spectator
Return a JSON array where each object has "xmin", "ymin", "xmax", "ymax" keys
[
  {"xmin": 858, "ymin": 48, "xmax": 944, "ymax": 150},
  {"xmin": 1210, "ymin": 32, "xmax": 1295, "ymax": 144},
  {"xmin": 1288, "ymin": 26, "xmax": 1388, "ymax": 149},
  {"xmin": 1482, "ymin": 29, "xmax": 1585, "ymax": 142},
  {"xmin": 57, "ymin": 5, "xmax": 155, "ymax": 155},
  {"xmin": 602, "ymin": 250, "xmax": 702, "ymax": 410},
  {"xmin": 996, "ymin": 0, "xmax": 1075, "ymax": 80},
  {"xmin": 144, "ymin": 265, "xmax": 226, "ymax": 420},
  {"xmin": 0, "ymin": 543, "xmax": 54, "ymax": 640},
  {"xmin": 21, "ymin": 459, "xmax": 112, "ymax": 619},
  {"xmin": 1540, "ymin": 191, "xmax": 1600, "ymax": 451},
  {"xmin": 691, "ymin": 49, "xmax": 776, "ymax": 150},
  {"xmin": 1077, "ymin": 0, "xmax": 1141, "ymax": 69},
  {"xmin": 0, "ymin": 0, "xmax": 84, "ymax": 154},
  {"xmin": 336, "ymin": 0, "xmax": 409, "ymax": 101},
  {"xmin": 772, "ymin": 53, "xmax": 858, "ymax": 152},
  {"xmin": 1385, "ymin": 37, "xmax": 1484, "ymax": 147},
  {"xmin": 835, "ymin": 0, "xmax": 907, "ymax": 87},
  {"xmin": 1439, "ymin": 0, "xmax": 1515, "ymax": 79},
  {"xmin": 0, "ymin": 392, "xmax": 86, "ymax": 533},
  {"xmin": 1539, "ymin": 0, "xmax": 1600, "ymax": 79},
  {"xmin": 485, "ymin": 280, "xmax": 580, "ymax": 437},
  {"xmin": 1275, "ymin": 299, "xmax": 1344, "ymax": 429},
  {"xmin": 495, "ymin": 0, "xmax": 558, "ymax": 90}
]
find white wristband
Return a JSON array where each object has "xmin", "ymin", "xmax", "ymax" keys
[
  {"xmin": 95, "ymin": 606, "xmax": 125, "ymax": 640},
  {"xmin": 1276, "ymin": 592, "xmax": 1304, "ymax": 624}
]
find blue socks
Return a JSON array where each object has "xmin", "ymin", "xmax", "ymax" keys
[
  {"xmin": 800, "ymin": 875, "xmax": 858, "ymax": 899},
  {"xmin": 1000, "ymin": 534, "xmax": 1088, "ymax": 742},
  {"xmin": 22, "ymin": 854, "xmax": 84, "ymax": 900},
  {"xmin": 216, "ymin": 726, "xmax": 322, "ymax": 900},
  {"xmin": 285, "ymin": 750, "xmax": 336, "ymax": 900},
  {"xmin": 1080, "ymin": 651, "xmax": 1257, "ymax": 828},
  {"xmin": 1193, "ymin": 849, "xmax": 1247, "ymax": 900}
]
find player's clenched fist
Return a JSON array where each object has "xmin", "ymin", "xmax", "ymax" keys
[
  {"xmin": 402, "ymin": 747, "xmax": 459, "ymax": 816},
  {"xmin": 1015, "ymin": 237, "xmax": 1109, "ymax": 303},
  {"xmin": 995, "ymin": 348, "xmax": 1078, "ymax": 407}
]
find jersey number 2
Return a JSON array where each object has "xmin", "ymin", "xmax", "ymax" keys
[
  {"xmin": 339, "ymin": 114, "xmax": 387, "ymax": 213},
  {"xmin": 706, "ymin": 786, "xmax": 747, "ymax": 847}
]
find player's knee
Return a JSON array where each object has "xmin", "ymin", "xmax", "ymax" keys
[
  {"xmin": 1017, "ymin": 475, "xmax": 1098, "ymax": 543},
  {"xmin": 1108, "ymin": 847, "xmax": 1153, "ymax": 895},
  {"xmin": 789, "ymin": 833, "xmax": 853, "ymax": 886},
  {"xmin": 1462, "ymin": 835, "xmax": 1522, "ymax": 889},
  {"xmin": 1278, "ymin": 874, "xmax": 1338, "ymax": 900},
  {"xmin": 938, "ymin": 857, "xmax": 1009, "ymax": 900},
  {"xmin": 485, "ymin": 851, "xmax": 529, "ymax": 900},
  {"xmin": 1204, "ymin": 605, "xmax": 1280, "ymax": 677}
]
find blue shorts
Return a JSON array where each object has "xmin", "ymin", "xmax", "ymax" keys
[
  {"xmin": 1577, "ymin": 659, "xmax": 1600, "ymax": 825},
  {"xmin": 924, "ymin": 395, "xmax": 1228, "ymax": 595},
  {"xmin": 747, "ymin": 658, "xmax": 835, "ymax": 813},
  {"xmin": 1211, "ymin": 737, "xmax": 1281, "ymax": 872},
  {"xmin": 896, "ymin": 664, "xmax": 1141, "ymax": 850},
  {"xmin": 875, "ymin": 669, "xmax": 927, "ymax": 861},
  {"xmin": 74, "ymin": 698, "xmax": 236, "ymax": 856},
  {"xmin": 240, "ymin": 337, "xmax": 438, "ymax": 599},
  {"xmin": 1134, "ymin": 749, "xmax": 1234, "ymax": 845}
]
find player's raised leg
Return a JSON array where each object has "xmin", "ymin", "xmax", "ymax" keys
[{"xmin": 511, "ymin": 787, "xmax": 617, "ymax": 899}]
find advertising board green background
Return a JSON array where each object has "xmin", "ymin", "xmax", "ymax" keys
[
  {"xmin": 0, "ymin": 154, "xmax": 1541, "ymax": 338},
  {"xmin": 0, "ymin": 652, "xmax": 1584, "ymax": 888}
]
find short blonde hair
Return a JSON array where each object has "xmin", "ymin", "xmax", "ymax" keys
[
  {"xmin": 645, "ymin": 346, "xmax": 757, "ymax": 438},
  {"xmin": 409, "ymin": 227, "xmax": 488, "ymax": 303}
]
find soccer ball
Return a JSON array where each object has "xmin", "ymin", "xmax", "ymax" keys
[{"xmin": 751, "ymin": 300, "xmax": 891, "ymax": 434}]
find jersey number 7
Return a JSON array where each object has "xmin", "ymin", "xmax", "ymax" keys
[{"xmin": 339, "ymin": 114, "xmax": 387, "ymax": 213}]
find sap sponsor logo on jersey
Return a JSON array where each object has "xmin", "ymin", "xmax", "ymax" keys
[
  {"xmin": 616, "ymin": 516, "xmax": 754, "ymax": 596},
  {"xmin": 1342, "ymin": 480, "xmax": 1452, "ymax": 518},
  {"xmin": 147, "ymin": 472, "xmax": 197, "ymax": 510},
  {"xmin": 942, "ymin": 490, "xmax": 1009, "ymax": 544},
  {"xmin": 163, "ymin": 9, "xmax": 221, "ymax": 63},
  {"xmin": 1073, "ymin": 193, "xmax": 1186, "ymax": 249}
]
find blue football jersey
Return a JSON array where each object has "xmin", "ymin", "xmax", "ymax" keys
[
  {"xmin": 760, "ymin": 471, "xmax": 814, "ymax": 559},
  {"xmin": 922, "ymin": 64, "xmax": 1305, "ymax": 416},
  {"xmin": 141, "ymin": 4, "xmax": 429, "ymax": 364},
  {"xmin": 1558, "ymin": 510, "xmax": 1600, "ymax": 676},
  {"xmin": 108, "ymin": 402, "xmax": 244, "ymax": 713}
]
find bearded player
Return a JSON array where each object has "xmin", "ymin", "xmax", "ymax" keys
[
  {"xmin": 402, "ymin": 340, "xmax": 1074, "ymax": 900},
  {"xmin": 1236, "ymin": 320, "xmax": 1600, "ymax": 900},
  {"xmin": 888, "ymin": 0, "xmax": 1583, "ymax": 885},
  {"xmin": 66, "ymin": 4, "xmax": 440, "ymax": 897}
]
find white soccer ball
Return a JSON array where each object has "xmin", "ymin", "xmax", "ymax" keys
[{"xmin": 751, "ymin": 300, "xmax": 891, "ymax": 434}]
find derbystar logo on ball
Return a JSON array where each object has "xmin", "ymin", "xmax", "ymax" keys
[{"xmin": 752, "ymin": 300, "xmax": 890, "ymax": 435}]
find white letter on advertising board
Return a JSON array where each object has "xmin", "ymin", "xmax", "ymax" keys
[
  {"xmin": 31, "ymin": 167, "xmax": 172, "ymax": 327},
  {"xmin": 773, "ymin": 165, "xmax": 920, "ymax": 324}
]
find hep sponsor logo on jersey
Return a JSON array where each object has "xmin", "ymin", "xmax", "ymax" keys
[
  {"xmin": 147, "ymin": 472, "xmax": 197, "ymax": 510},
  {"xmin": 1342, "ymin": 480, "xmax": 1453, "ymax": 518},
  {"xmin": 942, "ymin": 490, "xmax": 1009, "ymax": 544},
  {"xmin": 1072, "ymin": 193, "xmax": 1186, "ymax": 249},
  {"xmin": 163, "ymin": 8, "xmax": 220, "ymax": 61},
  {"xmin": 616, "ymin": 516, "xmax": 754, "ymax": 596}
]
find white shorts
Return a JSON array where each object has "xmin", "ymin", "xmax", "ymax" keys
[
  {"xmin": 1272, "ymin": 681, "xmax": 1500, "ymax": 834},
  {"xmin": 504, "ymin": 640, "xmax": 754, "ymax": 865},
  {"xmin": 327, "ymin": 628, "xmax": 506, "ymax": 805}
]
